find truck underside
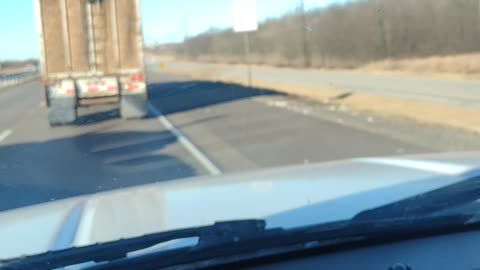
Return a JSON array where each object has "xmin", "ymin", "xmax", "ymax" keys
[{"xmin": 45, "ymin": 73, "xmax": 147, "ymax": 126}]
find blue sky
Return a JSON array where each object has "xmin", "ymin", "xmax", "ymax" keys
[{"xmin": 0, "ymin": 0, "xmax": 346, "ymax": 60}]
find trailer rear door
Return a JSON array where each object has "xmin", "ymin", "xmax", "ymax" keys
[{"xmin": 38, "ymin": 0, "xmax": 144, "ymax": 77}]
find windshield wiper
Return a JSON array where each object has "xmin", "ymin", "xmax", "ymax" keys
[
  {"xmin": 3, "ymin": 215, "xmax": 480, "ymax": 270},
  {"xmin": 0, "ymin": 219, "xmax": 275, "ymax": 270},
  {"xmin": 353, "ymin": 174, "xmax": 480, "ymax": 221},
  {"xmin": 80, "ymin": 215, "xmax": 480, "ymax": 270}
]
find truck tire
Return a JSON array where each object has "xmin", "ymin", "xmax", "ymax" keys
[
  {"xmin": 47, "ymin": 97, "xmax": 77, "ymax": 126},
  {"xmin": 120, "ymin": 92, "xmax": 147, "ymax": 119}
]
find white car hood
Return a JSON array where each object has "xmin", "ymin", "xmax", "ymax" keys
[{"xmin": 1, "ymin": 152, "xmax": 480, "ymax": 260}]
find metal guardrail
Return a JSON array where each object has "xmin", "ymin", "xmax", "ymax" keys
[{"xmin": 0, "ymin": 71, "xmax": 39, "ymax": 89}]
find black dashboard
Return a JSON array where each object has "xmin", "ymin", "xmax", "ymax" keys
[{"xmin": 241, "ymin": 231, "xmax": 480, "ymax": 270}]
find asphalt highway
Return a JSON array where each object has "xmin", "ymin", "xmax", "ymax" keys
[{"xmin": 2, "ymin": 69, "xmax": 474, "ymax": 212}]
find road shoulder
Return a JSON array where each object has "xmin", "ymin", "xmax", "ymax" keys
[{"xmin": 159, "ymin": 61, "xmax": 480, "ymax": 134}]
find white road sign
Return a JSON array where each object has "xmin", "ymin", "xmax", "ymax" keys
[{"xmin": 232, "ymin": 0, "xmax": 258, "ymax": 32}]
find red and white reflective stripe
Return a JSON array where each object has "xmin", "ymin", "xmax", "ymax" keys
[
  {"xmin": 130, "ymin": 74, "xmax": 144, "ymax": 81},
  {"xmin": 126, "ymin": 84, "xmax": 140, "ymax": 91},
  {"xmin": 66, "ymin": 89, "xmax": 75, "ymax": 95},
  {"xmin": 76, "ymin": 77, "xmax": 118, "ymax": 96},
  {"xmin": 88, "ymin": 87, "xmax": 99, "ymax": 93}
]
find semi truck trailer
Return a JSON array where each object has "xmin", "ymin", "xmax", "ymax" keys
[{"xmin": 34, "ymin": 0, "xmax": 147, "ymax": 126}]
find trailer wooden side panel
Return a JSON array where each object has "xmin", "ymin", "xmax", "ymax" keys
[
  {"xmin": 37, "ymin": 0, "xmax": 144, "ymax": 78},
  {"xmin": 40, "ymin": 0, "xmax": 67, "ymax": 74},
  {"xmin": 116, "ymin": 0, "xmax": 143, "ymax": 70},
  {"xmin": 67, "ymin": 0, "xmax": 89, "ymax": 73}
]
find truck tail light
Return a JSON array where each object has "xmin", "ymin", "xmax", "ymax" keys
[
  {"xmin": 130, "ymin": 74, "xmax": 144, "ymax": 82},
  {"xmin": 88, "ymin": 87, "xmax": 98, "ymax": 93}
]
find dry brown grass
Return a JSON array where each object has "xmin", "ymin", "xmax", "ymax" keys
[
  {"xmin": 160, "ymin": 52, "xmax": 480, "ymax": 79},
  {"xmin": 163, "ymin": 61, "xmax": 480, "ymax": 134},
  {"xmin": 256, "ymin": 79, "xmax": 480, "ymax": 134},
  {"xmin": 144, "ymin": 54, "xmax": 176, "ymax": 62},
  {"xmin": 343, "ymin": 94, "xmax": 480, "ymax": 134},
  {"xmin": 362, "ymin": 53, "xmax": 480, "ymax": 79}
]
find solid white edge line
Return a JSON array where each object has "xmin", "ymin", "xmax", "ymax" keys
[
  {"xmin": 0, "ymin": 129, "xmax": 13, "ymax": 143},
  {"xmin": 358, "ymin": 158, "xmax": 472, "ymax": 175},
  {"xmin": 148, "ymin": 103, "xmax": 222, "ymax": 175}
]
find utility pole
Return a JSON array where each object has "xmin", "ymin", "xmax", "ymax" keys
[
  {"xmin": 232, "ymin": 0, "xmax": 257, "ymax": 87},
  {"xmin": 376, "ymin": 0, "xmax": 389, "ymax": 58},
  {"xmin": 243, "ymin": 32, "xmax": 252, "ymax": 87},
  {"xmin": 299, "ymin": 0, "xmax": 311, "ymax": 67},
  {"xmin": 183, "ymin": 16, "xmax": 189, "ymax": 59},
  {"xmin": 478, "ymin": 0, "xmax": 480, "ymax": 44}
]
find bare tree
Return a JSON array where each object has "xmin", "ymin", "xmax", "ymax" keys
[{"xmin": 173, "ymin": 0, "xmax": 480, "ymax": 68}]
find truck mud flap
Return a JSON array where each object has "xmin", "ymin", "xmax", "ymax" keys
[
  {"xmin": 120, "ymin": 92, "xmax": 147, "ymax": 119},
  {"xmin": 47, "ymin": 97, "xmax": 77, "ymax": 126}
]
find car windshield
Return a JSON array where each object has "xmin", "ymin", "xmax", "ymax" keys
[{"xmin": 1, "ymin": 0, "xmax": 480, "ymax": 265}]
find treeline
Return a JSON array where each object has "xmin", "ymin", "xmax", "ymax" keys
[
  {"xmin": 0, "ymin": 59, "xmax": 38, "ymax": 69},
  {"xmin": 170, "ymin": 0, "xmax": 480, "ymax": 68}
]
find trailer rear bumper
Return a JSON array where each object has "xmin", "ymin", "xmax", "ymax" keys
[
  {"xmin": 120, "ymin": 90, "xmax": 147, "ymax": 119},
  {"xmin": 44, "ymin": 72, "xmax": 148, "ymax": 124},
  {"xmin": 119, "ymin": 74, "xmax": 148, "ymax": 119},
  {"xmin": 76, "ymin": 77, "xmax": 120, "ymax": 99},
  {"xmin": 47, "ymin": 96, "xmax": 77, "ymax": 126},
  {"xmin": 78, "ymin": 96, "xmax": 120, "ymax": 106},
  {"xmin": 45, "ymin": 79, "xmax": 77, "ymax": 126}
]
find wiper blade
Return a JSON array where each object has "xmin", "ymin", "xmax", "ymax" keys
[
  {"xmin": 80, "ymin": 215, "xmax": 480, "ymax": 270},
  {"xmin": 354, "ymin": 174, "xmax": 480, "ymax": 221},
  {"xmin": 4, "ymin": 214, "xmax": 480, "ymax": 270},
  {"xmin": 0, "ymin": 219, "xmax": 273, "ymax": 270}
]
